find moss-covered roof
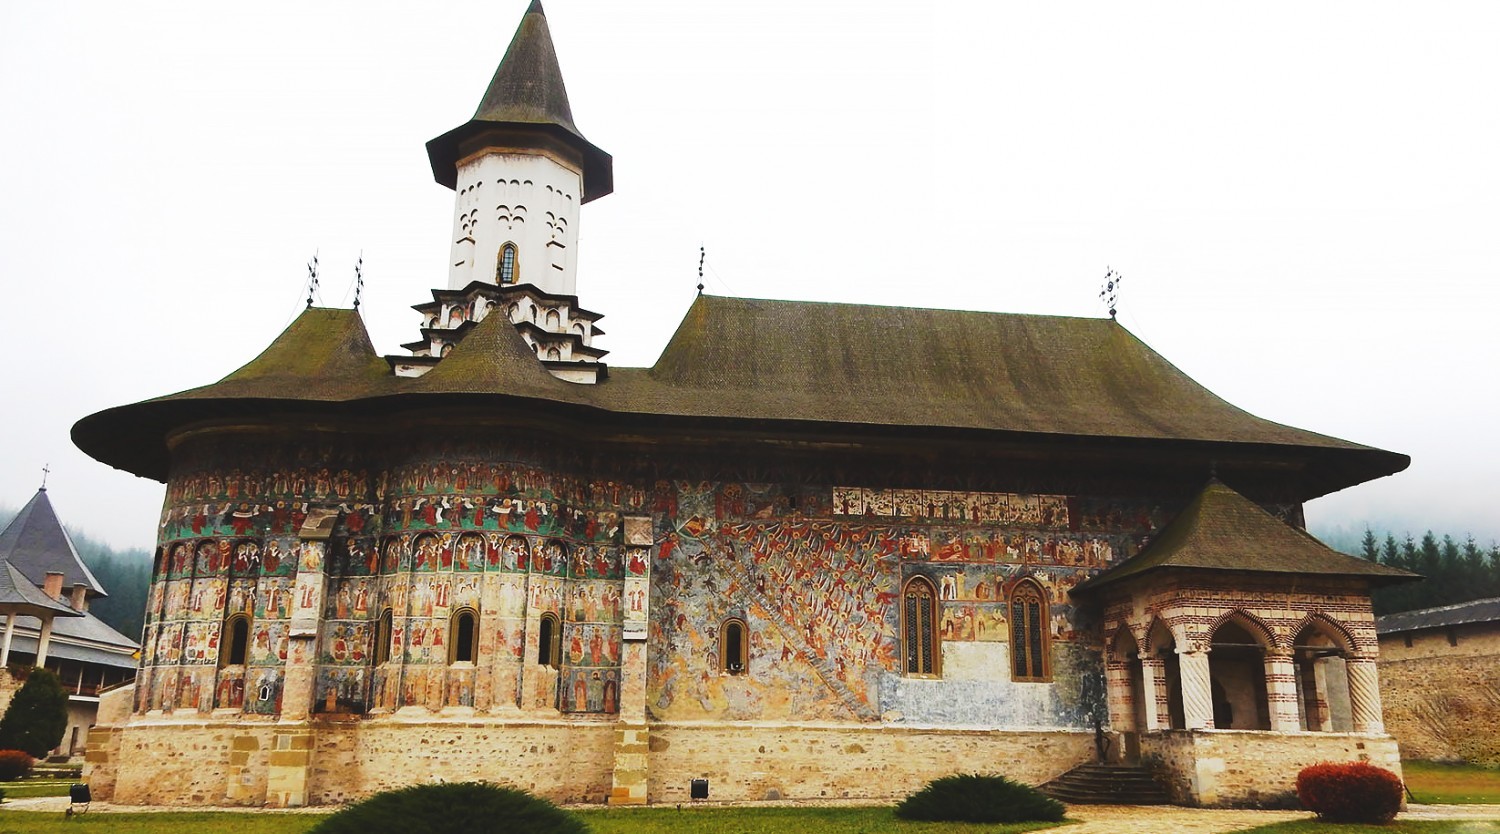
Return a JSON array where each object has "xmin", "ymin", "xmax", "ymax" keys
[
  {"xmin": 73, "ymin": 295, "xmax": 1410, "ymax": 491},
  {"xmin": 1071, "ymin": 480, "xmax": 1418, "ymax": 594},
  {"xmin": 425, "ymin": 0, "xmax": 612, "ymax": 200}
]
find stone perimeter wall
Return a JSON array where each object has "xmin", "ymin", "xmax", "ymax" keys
[
  {"xmin": 1378, "ymin": 623, "xmax": 1500, "ymax": 764},
  {"xmin": 86, "ymin": 719, "xmax": 1091, "ymax": 807},
  {"xmin": 1142, "ymin": 730, "xmax": 1403, "ymax": 807}
]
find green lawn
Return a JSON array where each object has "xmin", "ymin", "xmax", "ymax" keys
[
  {"xmin": 0, "ymin": 807, "xmax": 1066, "ymax": 834},
  {"xmin": 576, "ymin": 806, "xmax": 1064, "ymax": 834},
  {"xmin": 1232, "ymin": 822, "xmax": 1500, "ymax": 834},
  {"xmin": 0, "ymin": 811, "xmax": 319, "ymax": 834},
  {"xmin": 0, "ymin": 780, "xmax": 76, "ymax": 799},
  {"xmin": 1404, "ymin": 761, "xmax": 1500, "ymax": 805}
]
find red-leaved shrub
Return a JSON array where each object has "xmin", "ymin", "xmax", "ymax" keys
[
  {"xmin": 0, "ymin": 749, "xmax": 34, "ymax": 782},
  {"xmin": 1296, "ymin": 761, "xmax": 1403, "ymax": 823}
]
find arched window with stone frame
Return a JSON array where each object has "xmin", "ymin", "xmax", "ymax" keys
[
  {"xmin": 902, "ymin": 576, "xmax": 941, "ymax": 677},
  {"xmin": 449, "ymin": 607, "xmax": 478, "ymax": 664},
  {"xmin": 497, "ymin": 242, "xmax": 519, "ymax": 285},
  {"xmin": 221, "ymin": 613, "xmax": 251, "ymax": 667},
  {"xmin": 537, "ymin": 611, "xmax": 562, "ymax": 668},
  {"xmin": 374, "ymin": 608, "xmax": 394, "ymax": 666},
  {"xmin": 720, "ymin": 617, "xmax": 749, "ymax": 675},
  {"xmin": 1009, "ymin": 578, "xmax": 1050, "ymax": 682}
]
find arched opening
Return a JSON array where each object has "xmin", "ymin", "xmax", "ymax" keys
[
  {"xmin": 374, "ymin": 608, "xmax": 393, "ymax": 666},
  {"xmin": 902, "ymin": 576, "xmax": 940, "ymax": 677},
  {"xmin": 450, "ymin": 608, "xmax": 478, "ymax": 664},
  {"xmin": 1293, "ymin": 616, "xmax": 1354, "ymax": 732},
  {"xmin": 721, "ymin": 618, "xmax": 748, "ymax": 675},
  {"xmin": 1009, "ymin": 579, "xmax": 1050, "ymax": 681},
  {"xmin": 497, "ymin": 243, "xmax": 518, "ymax": 284},
  {"xmin": 537, "ymin": 612, "xmax": 561, "ymax": 668},
  {"xmin": 222, "ymin": 614, "xmax": 251, "ymax": 667},
  {"xmin": 1208, "ymin": 616, "xmax": 1272, "ymax": 730},
  {"xmin": 1148, "ymin": 619, "xmax": 1185, "ymax": 729}
]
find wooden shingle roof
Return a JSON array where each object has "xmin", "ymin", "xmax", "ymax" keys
[
  {"xmin": 73, "ymin": 295, "xmax": 1410, "ymax": 494},
  {"xmin": 1072, "ymin": 480, "xmax": 1418, "ymax": 594}
]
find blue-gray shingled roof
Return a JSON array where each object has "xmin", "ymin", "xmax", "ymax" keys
[
  {"xmin": 0, "ymin": 490, "xmax": 105, "ymax": 596},
  {"xmin": 1376, "ymin": 597, "xmax": 1500, "ymax": 635}
]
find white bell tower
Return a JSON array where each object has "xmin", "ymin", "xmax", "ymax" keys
[{"xmin": 425, "ymin": 0, "xmax": 613, "ymax": 296}]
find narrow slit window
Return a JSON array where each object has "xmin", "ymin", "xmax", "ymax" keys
[
  {"xmin": 1009, "ymin": 580, "xmax": 1050, "ymax": 681},
  {"xmin": 902, "ymin": 577, "xmax": 940, "ymax": 677},
  {"xmin": 375, "ymin": 608, "xmax": 393, "ymax": 665},
  {"xmin": 721, "ymin": 618, "xmax": 748, "ymax": 675},
  {"xmin": 497, "ymin": 243, "xmax": 518, "ymax": 284}
]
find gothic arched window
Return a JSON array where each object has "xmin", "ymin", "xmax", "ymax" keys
[
  {"xmin": 902, "ymin": 576, "xmax": 940, "ymax": 677},
  {"xmin": 222, "ymin": 614, "xmax": 251, "ymax": 667},
  {"xmin": 1009, "ymin": 579, "xmax": 1050, "ymax": 681},
  {"xmin": 497, "ymin": 243, "xmax": 518, "ymax": 285},
  {"xmin": 720, "ymin": 618, "xmax": 748, "ymax": 675},
  {"xmin": 537, "ymin": 612, "xmax": 561, "ymax": 668},
  {"xmin": 450, "ymin": 608, "xmax": 478, "ymax": 664}
]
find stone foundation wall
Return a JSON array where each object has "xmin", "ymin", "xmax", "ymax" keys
[
  {"xmin": 1379, "ymin": 625, "xmax": 1500, "ymax": 764},
  {"xmin": 1142, "ymin": 730, "xmax": 1403, "ymax": 807},
  {"xmin": 88, "ymin": 717, "xmax": 1091, "ymax": 806},
  {"xmin": 647, "ymin": 723, "xmax": 1093, "ymax": 803}
]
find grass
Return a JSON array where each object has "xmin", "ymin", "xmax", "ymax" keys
[
  {"xmin": 0, "ymin": 806, "xmax": 1066, "ymax": 834},
  {"xmin": 1404, "ymin": 761, "xmax": 1500, "ymax": 805},
  {"xmin": 575, "ymin": 805, "xmax": 1066, "ymax": 833},
  {"xmin": 1232, "ymin": 822, "xmax": 1500, "ymax": 833},
  {"xmin": 0, "ymin": 780, "xmax": 76, "ymax": 799},
  {"xmin": 0, "ymin": 812, "xmax": 319, "ymax": 834}
]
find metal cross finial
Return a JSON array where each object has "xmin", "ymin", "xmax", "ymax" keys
[
  {"xmin": 353, "ymin": 253, "xmax": 365, "ymax": 310},
  {"xmin": 696, "ymin": 246, "xmax": 705, "ymax": 295},
  {"xmin": 1099, "ymin": 267, "xmax": 1123, "ymax": 319},
  {"xmin": 306, "ymin": 252, "xmax": 321, "ymax": 308},
  {"xmin": 40, "ymin": 462, "xmax": 50, "ymax": 490}
]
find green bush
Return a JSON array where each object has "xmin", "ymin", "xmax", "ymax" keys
[
  {"xmin": 0, "ymin": 750, "xmax": 34, "ymax": 781},
  {"xmin": 896, "ymin": 773, "xmax": 1066, "ymax": 823},
  {"xmin": 307, "ymin": 782, "xmax": 589, "ymax": 834},
  {"xmin": 0, "ymin": 669, "xmax": 68, "ymax": 759},
  {"xmin": 1296, "ymin": 761, "xmax": 1404, "ymax": 823}
]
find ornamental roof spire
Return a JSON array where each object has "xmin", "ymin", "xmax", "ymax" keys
[{"xmin": 425, "ymin": 0, "xmax": 613, "ymax": 201}]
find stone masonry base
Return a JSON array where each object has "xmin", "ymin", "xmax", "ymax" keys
[{"xmin": 1141, "ymin": 729, "xmax": 1404, "ymax": 807}]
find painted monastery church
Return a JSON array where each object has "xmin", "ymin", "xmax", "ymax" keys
[{"xmin": 74, "ymin": 0, "xmax": 1415, "ymax": 809}]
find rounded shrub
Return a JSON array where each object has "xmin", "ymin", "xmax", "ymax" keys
[
  {"xmin": 896, "ymin": 773, "xmax": 1066, "ymax": 823},
  {"xmin": 1296, "ymin": 761, "xmax": 1403, "ymax": 824},
  {"xmin": 307, "ymin": 782, "xmax": 588, "ymax": 834},
  {"xmin": 0, "ymin": 750, "xmax": 31, "ymax": 782}
]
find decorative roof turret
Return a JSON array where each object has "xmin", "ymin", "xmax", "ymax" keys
[{"xmin": 425, "ymin": 0, "xmax": 613, "ymax": 202}]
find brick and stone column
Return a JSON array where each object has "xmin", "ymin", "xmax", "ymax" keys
[
  {"xmin": 1179, "ymin": 648, "xmax": 1214, "ymax": 730},
  {"xmin": 1105, "ymin": 657, "xmax": 1137, "ymax": 733},
  {"xmin": 1140, "ymin": 656, "xmax": 1167, "ymax": 730},
  {"xmin": 1264, "ymin": 648, "xmax": 1301, "ymax": 732},
  {"xmin": 1347, "ymin": 656, "xmax": 1385, "ymax": 734},
  {"xmin": 609, "ymin": 517, "xmax": 653, "ymax": 806},
  {"xmin": 1300, "ymin": 656, "xmax": 1332, "ymax": 732}
]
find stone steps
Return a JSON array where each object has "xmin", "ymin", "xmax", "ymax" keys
[{"xmin": 1040, "ymin": 763, "xmax": 1172, "ymax": 805}]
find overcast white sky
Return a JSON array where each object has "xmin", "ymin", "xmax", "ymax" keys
[{"xmin": 2, "ymin": 1, "xmax": 1496, "ymax": 552}]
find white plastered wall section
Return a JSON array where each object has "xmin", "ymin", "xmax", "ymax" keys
[{"xmin": 448, "ymin": 151, "xmax": 581, "ymax": 296}]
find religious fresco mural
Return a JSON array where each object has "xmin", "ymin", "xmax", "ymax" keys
[{"xmin": 135, "ymin": 434, "xmax": 1250, "ymax": 727}]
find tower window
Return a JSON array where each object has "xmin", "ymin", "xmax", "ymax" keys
[
  {"xmin": 902, "ymin": 577, "xmax": 940, "ymax": 677},
  {"xmin": 450, "ymin": 608, "xmax": 478, "ymax": 664},
  {"xmin": 222, "ymin": 614, "xmax": 251, "ymax": 667},
  {"xmin": 498, "ymin": 243, "xmax": 518, "ymax": 285},
  {"xmin": 375, "ymin": 608, "xmax": 393, "ymax": 665},
  {"xmin": 721, "ymin": 618, "xmax": 749, "ymax": 675},
  {"xmin": 1009, "ymin": 579, "xmax": 1050, "ymax": 681},
  {"xmin": 538, "ymin": 612, "xmax": 561, "ymax": 668}
]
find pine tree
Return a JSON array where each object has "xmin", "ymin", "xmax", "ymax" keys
[{"xmin": 0, "ymin": 668, "xmax": 70, "ymax": 758}]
